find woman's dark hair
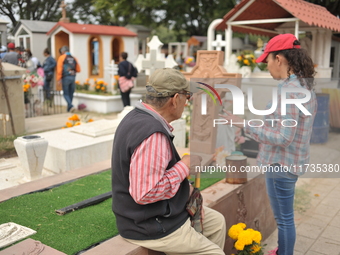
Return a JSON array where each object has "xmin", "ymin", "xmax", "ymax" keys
[
  {"xmin": 44, "ymin": 48, "xmax": 50, "ymax": 55},
  {"xmin": 121, "ymin": 52, "xmax": 128, "ymax": 60},
  {"xmin": 25, "ymin": 49, "xmax": 32, "ymax": 58},
  {"xmin": 271, "ymin": 40, "xmax": 316, "ymax": 90}
]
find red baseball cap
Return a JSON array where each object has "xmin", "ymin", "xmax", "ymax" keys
[
  {"xmin": 256, "ymin": 34, "xmax": 301, "ymax": 63},
  {"xmin": 7, "ymin": 42, "xmax": 15, "ymax": 49}
]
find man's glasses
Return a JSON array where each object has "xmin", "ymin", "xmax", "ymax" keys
[{"xmin": 174, "ymin": 91, "xmax": 193, "ymax": 100}]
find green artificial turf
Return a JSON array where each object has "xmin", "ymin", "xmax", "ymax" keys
[
  {"xmin": 0, "ymin": 170, "xmax": 223, "ymax": 254},
  {"xmin": 0, "ymin": 170, "xmax": 115, "ymax": 255}
]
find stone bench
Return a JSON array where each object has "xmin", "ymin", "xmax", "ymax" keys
[{"xmin": 82, "ymin": 173, "xmax": 276, "ymax": 255}]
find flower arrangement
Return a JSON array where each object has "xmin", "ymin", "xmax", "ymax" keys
[
  {"xmin": 63, "ymin": 114, "xmax": 94, "ymax": 129},
  {"xmin": 94, "ymin": 80, "xmax": 107, "ymax": 93},
  {"xmin": 23, "ymin": 83, "xmax": 31, "ymax": 104},
  {"xmin": 22, "ymin": 69, "xmax": 44, "ymax": 88},
  {"xmin": 228, "ymin": 223, "xmax": 264, "ymax": 255},
  {"xmin": 184, "ymin": 56, "xmax": 196, "ymax": 67},
  {"xmin": 75, "ymin": 79, "xmax": 90, "ymax": 91},
  {"xmin": 113, "ymin": 75, "xmax": 120, "ymax": 91},
  {"xmin": 237, "ymin": 51, "xmax": 256, "ymax": 71}
]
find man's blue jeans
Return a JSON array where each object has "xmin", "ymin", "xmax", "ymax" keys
[
  {"xmin": 265, "ymin": 164, "xmax": 298, "ymax": 255},
  {"xmin": 62, "ymin": 76, "xmax": 76, "ymax": 112}
]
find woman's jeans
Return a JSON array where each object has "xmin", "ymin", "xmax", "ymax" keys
[{"xmin": 265, "ymin": 164, "xmax": 298, "ymax": 255}]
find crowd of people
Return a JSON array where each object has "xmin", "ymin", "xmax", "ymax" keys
[{"xmin": 0, "ymin": 42, "xmax": 82, "ymax": 113}]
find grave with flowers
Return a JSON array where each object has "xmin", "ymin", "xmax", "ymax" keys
[{"xmin": 55, "ymin": 77, "xmax": 142, "ymax": 113}]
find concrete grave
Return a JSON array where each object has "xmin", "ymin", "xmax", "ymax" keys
[
  {"xmin": 41, "ymin": 122, "xmax": 116, "ymax": 173},
  {"xmin": 0, "ymin": 222, "xmax": 36, "ymax": 249},
  {"xmin": 71, "ymin": 119, "xmax": 121, "ymax": 137},
  {"xmin": 0, "ymin": 238, "xmax": 66, "ymax": 255}
]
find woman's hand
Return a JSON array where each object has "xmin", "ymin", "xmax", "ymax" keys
[{"xmin": 219, "ymin": 109, "xmax": 245, "ymax": 129}]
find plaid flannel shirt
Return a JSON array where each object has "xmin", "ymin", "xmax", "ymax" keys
[{"xmin": 244, "ymin": 75, "xmax": 317, "ymax": 175}]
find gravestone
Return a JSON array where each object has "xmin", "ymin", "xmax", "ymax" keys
[
  {"xmin": 141, "ymin": 36, "xmax": 165, "ymax": 76},
  {"xmin": 182, "ymin": 50, "xmax": 241, "ymax": 165},
  {"xmin": 104, "ymin": 60, "xmax": 118, "ymax": 94},
  {"xmin": 0, "ymin": 222, "xmax": 36, "ymax": 249},
  {"xmin": 0, "ymin": 63, "xmax": 27, "ymax": 136}
]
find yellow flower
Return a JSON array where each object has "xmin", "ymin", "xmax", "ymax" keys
[
  {"xmin": 237, "ymin": 223, "xmax": 246, "ymax": 229},
  {"xmin": 88, "ymin": 119, "xmax": 94, "ymax": 122},
  {"xmin": 101, "ymin": 87, "xmax": 105, "ymax": 91},
  {"xmin": 96, "ymin": 86, "xmax": 100, "ymax": 89},
  {"xmin": 243, "ymin": 59, "xmax": 250, "ymax": 65},
  {"xmin": 228, "ymin": 224, "xmax": 244, "ymax": 240},
  {"xmin": 237, "ymin": 56, "xmax": 243, "ymax": 61},
  {"xmin": 251, "ymin": 244, "xmax": 261, "ymax": 253},
  {"xmin": 74, "ymin": 122, "xmax": 81, "ymax": 126},
  {"xmin": 252, "ymin": 230, "xmax": 262, "ymax": 243},
  {"xmin": 66, "ymin": 122, "xmax": 73, "ymax": 128},
  {"xmin": 238, "ymin": 229, "xmax": 253, "ymax": 245},
  {"xmin": 234, "ymin": 239, "xmax": 245, "ymax": 250}
]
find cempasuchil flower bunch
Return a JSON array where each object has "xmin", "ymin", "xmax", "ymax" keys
[{"xmin": 228, "ymin": 223, "xmax": 264, "ymax": 255}]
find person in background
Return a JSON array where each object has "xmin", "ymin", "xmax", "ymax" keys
[
  {"xmin": 0, "ymin": 46, "xmax": 7, "ymax": 59},
  {"xmin": 220, "ymin": 34, "xmax": 317, "ymax": 255},
  {"xmin": 57, "ymin": 45, "xmax": 81, "ymax": 113},
  {"xmin": 15, "ymin": 47, "xmax": 26, "ymax": 67},
  {"xmin": 25, "ymin": 49, "xmax": 41, "ymax": 72},
  {"xmin": 2, "ymin": 43, "xmax": 19, "ymax": 65},
  {"xmin": 112, "ymin": 68, "xmax": 226, "ymax": 255},
  {"xmin": 118, "ymin": 52, "xmax": 138, "ymax": 107},
  {"xmin": 42, "ymin": 48, "xmax": 56, "ymax": 101}
]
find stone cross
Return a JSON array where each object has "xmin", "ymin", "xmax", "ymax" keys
[
  {"xmin": 182, "ymin": 51, "xmax": 242, "ymax": 165},
  {"xmin": 212, "ymin": 34, "xmax": 226, "ymax": 51},
  {"xmin": 142, "ymin": 49, "xmax": 165, "ymax": 76},
  {"xmin": 104, "ymin": 60, "xmax": 118, "ymax": 94},
  {"xmin": 141, "ymin": 36, "xmax": 166, "ymax": 76}
]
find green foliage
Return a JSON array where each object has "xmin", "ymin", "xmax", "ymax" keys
[
  {"xmin": 0, "ymin": 0, "xmax": 63, "ymax": 27},
  {"xmin": 0, "ymin": 135, "xmax": 17, "ymax": 157}
]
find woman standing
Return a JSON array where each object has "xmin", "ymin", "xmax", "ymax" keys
[
  {"xmin": 221, "ymin": 34, "xmax": 317, "ymax": 255},
  {"xmin": 42, "ymin": 48, "xmax": 56, "ymax": 100},
  {"xmin": 118, "ymin": 52, "xmax": 138, "ymax": 107}
]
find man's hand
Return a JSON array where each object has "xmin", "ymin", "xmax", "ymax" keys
[{"xmin": 181, "ymin": 154, "xmax": 202, "ymax": 175}]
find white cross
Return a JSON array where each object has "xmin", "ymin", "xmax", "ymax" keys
[
  {"xmin": 142, "ymin": 49, "xmax": 165, "ymax": 76},
  {"xmin": 105, "ymin": 60, "xmax": 118, "ymax": 94},
  {"xmin": 212, "ymin": 34, "xmax": 226, "ymax": 51}
]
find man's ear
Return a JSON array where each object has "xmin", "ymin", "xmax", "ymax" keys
[{"xmin": 171, "ymin": 93, "xmax": 179, "ymax": 108}]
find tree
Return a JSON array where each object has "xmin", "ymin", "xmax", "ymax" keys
[
  {"xmin": 0, "ymin": 0, "xmax": 63, "ymax": 27},
  {"xmin": 93, "ymin": 0, "xmax": 236, "ymax": 42}
]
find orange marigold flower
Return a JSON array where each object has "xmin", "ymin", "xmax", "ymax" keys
[{"xmin": 66, "ymin": 122, "xmax": 73, "ymax": 128}]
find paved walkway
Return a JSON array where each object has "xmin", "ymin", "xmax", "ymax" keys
[{"xmin": 1, "ymin": 112, "xmax": 340, "ymax": 254}]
